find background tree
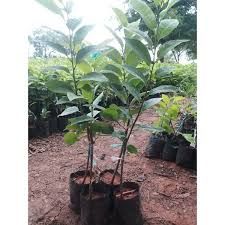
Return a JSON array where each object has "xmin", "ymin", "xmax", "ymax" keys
[{"xmin": 126, "ymin": 0, "xmax": 197, "ymax": 62}]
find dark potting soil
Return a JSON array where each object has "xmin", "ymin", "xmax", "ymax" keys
[{"xmin": 101, "ymin": 172, "xmax": 121, "ymax": 186}]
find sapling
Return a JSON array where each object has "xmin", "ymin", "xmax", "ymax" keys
[
  {"xmin": 100, "ymin": 0, "xmax": 188, "ymax": 192},
  {"xmin": 34, "ymin": 0, "xmax": 114, "ymax": 200}
]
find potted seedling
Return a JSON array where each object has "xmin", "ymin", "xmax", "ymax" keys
[
  {"xmin": 28, "ymin": 108, "xmax": 38, "ymax": 139},
  {"xmin": 37, "ymin": 107, "xmax": 51, "ymax": 138},
  {"xmin": 176, "ymin": 129, "xmax": 197, "ymax": 170},
  {"xmin": 98, "ymin": 0, "xmax": 188, "ymax": 224},
  {"xmin": 154, "ymin": 94, "xmax": 185, "ymax": 162},
  {"xmin": 180, "ymin": 98, "xmax": 197, "ymax": 134},
  {"xmin": 35, "ymin": 1, "xmax": 113, "ymax": 223}
]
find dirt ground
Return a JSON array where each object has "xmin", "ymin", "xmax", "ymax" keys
[{"xmin": 28, "ymin": 109, "xmax": 197, "ymax": 225}]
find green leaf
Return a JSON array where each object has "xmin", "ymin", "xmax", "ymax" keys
[
  {"xmin": 46, "ymin": 41, "xmax": 68, "ymax": 55},
  {"xmin": 81, "ymin": 84, "xmax": 94, "ymax": 103},
  {"xmin": 80, "ymin": 72, "xmax": 108, "ymax": 82},
  {"xmin": 44, "ymin": 65, "xmax": 70, "ymax": 73},
  {"xmin": 93, "ymin": 92, "xmax": 104, "ymax": 108},
  {"xmin": 67, "ymin": 92, "xmax": 83, "ymax": 101},
  {"xmin": 59, "ymin": 106, "xmax": 79, "ymax": 117},
  {"xmin": 104, "ymin": 64, "xmax": 122, "ymax": 76},
  {"xmin": 56, "ymin": 96, "xmax": 70, "ymax": 105},
  {"xmin": 160, "ymin": 0, "xmax": 180, "ymax": 19},
  {"xmin": 69, "ymin": 115, "xmax": 94, "ymax": 125},
  {"xmin": 76, "ymin": 45, "xmax": 97, "ymax": 63},
  {"xmin": 130, "ymin": 0, "xmax": 157, "ymax": 31},
  {"xmin": 123, "ymin": 64, "xmax": 146, "ymax": 82},
  {"xmin": 149, "ymin": 85, "xmax": 178, "ymax": 95},
  {"xmin": 158, "ymin": 19, "xmax": 179, "ymax": 40},
  {"xmin": 112, "ymin": 131, "xmax": 126, "ymax": 141},
  {"xmin": 127, "ymin": 144, "xmax": 138, "ymax": 154},
  {"xmin": 155, "ymin": 66, "xmax": 175, "ymax": 77},
  {"xmin": 124, "ymin": 82, "xmax": 141, "ymax": 101},
  {"xmin": 101, "ymin": 70, "xmax": 121, "ymax": 84},
  {"xmin": 125, "ymin": 38, "xmax": 151, "ymax": 65},
  {"xmin": 46, "ymin": 80, "xmax": 73, "ymax": 94},
  {"xmin": 77, "ymin": 61, "xmax": 92, "ymax": 73},
  {"xmin": 105, "ymin": 47, "xmax": 122, "ymax": 64},
  {"xmin": 64, "ymin": 132, "xmax": 78, "ymax": 145},
  {"xmin": 101, "ymin": 107, "xmax": 119, "ymax": 121},
  {"xmin": 91, "ymin": 121, "xmax": 114, "ymax": 134},
  {"xmin": 66, "ymin": 18, "xmax": 82, "ymax": 31},
  {"xmin": 142, "ymin": 98, "xmax": 162, "ymax": 111},
  {"xmin": 112, "ymin": 8, "xmax": 128, "ymax": 27},
  {"xmin": 124, "ymin": 27, "xmax": 153, "ymax": 48},
  {"xmin": 87, "ymin": 110, "xmax": 100, "ymax": 117},
  {"xmin": 126, "ymin": 50, "xmax": 141, "ymax": 67},
  {"xmin": 110, "ymin": 84, "xmax": 127, "ymax": 104},
  {"xmin": 105, "ymin": 25, "xmax": 123, "ymax": 49},
  {"xmin": 35, "ymin": 0, "xmax": 63, "ymax": 17},
  {"xmin": 161, "ymin": 94, "xmax": 170, "ymax": 104},
  {"xmin": 158, "ymin": 40, "xmax": 188, "ymax": 59},
  {"xmin": 74, "ymin": 25, "xmax": 94, "ymax": 44}
]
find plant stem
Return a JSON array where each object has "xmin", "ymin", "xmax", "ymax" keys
[
  {"xmin": 88, "ymin": 127, "xmax": 94, "ymax": 200},
  {"xmin": 82, "ymin": 143, "xmax": 90, "ymax": 185}
]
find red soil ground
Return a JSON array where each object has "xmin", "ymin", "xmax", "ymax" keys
[{"xmin": 28, "ymin": 109, "xmax": 196, "ymax": 225}]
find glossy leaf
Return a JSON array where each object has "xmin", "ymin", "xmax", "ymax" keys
[
  {"xmin": 130, "ymin": 0, "xmax": 157, "ymax": 31},
  {"xmin": 46, "ymin": 41, "xmax": 68, "ymax": 55},
  {"xmin": 44, "ymin": 65, "xmax": 70, "ymax": 73},
  {"xmin": 35, "ymin": 0, "xmax": 63, "ymax": 17},
  {"xmin": 125, "ymin": 38, "xmax": 151, "ymax": 65},
  {"xmin": 142, "ymin": 98, "xmax": 162, "ymax": 111},
  {"xmin": 80, "ymin": 72, "xmax": 108, "ymax": 82},
  {"xmin": 160, "ymin": 0, "xmax": 180, "ymax": 19},
  {"xmin": 101, "ymin": 70, "xmax": 121, "ymax": 84},
  {"xmin": 127, "ymin": 144, "xmax": 138, "ymax": 154},
  {"xmin": 123, "ymin": 82, "xmax": 141, "ymax": 101},
  {"xmin": 69, "ymin": 115, "xmax": 94, "ymax": 125},
  {"xmin": 87, "ymin": 110, "xmax": 100, "ymax": 118},
  {"xmin": 91, "ymin": 121, "xmax": 114, "ymax": 134},
  {"xmin": 76, "ymin": 45, "xmax": 97, "ymax": 63},
  {"xmin": 105, "ymin": 47, "xmax": 122, "ymax": 64},
  {"xmin": 77, "ymin": 61, "xmax": 92, "ymax": 73},
  {"xmin": 149, "ymin": 85, "xmax": 178, "ymax": 95},
  {"xmin": 158, "ymin": 40, "xmax": 188, "ymax": 59},
  {"xmin": 93, "ymin": 92, "xmax": 104, "ymax": 108},
  {"xmin": 56, "ymin": 96, "xmax": 70, "ymax": 105},
  {"xmin": 66, "ymin": 18, "xmax": 82, "ymax": 31},
  {"xmin": 81, "ymin": 84, "xmax": 94, "ymax": 103},
  {"xmin": 74, "ymin": 25, "xmax": 94, "ymax": 44},
  {"xmin": 67, "ymin": 92, "xmax": 83, "ymax": 101},
  {"xmin": 112, "ymin": 8, "xmax": 128, "ymax": 27},
  {"xmin": 59, "ymin": 106, "xmax": 79, "ymax": 117},
  {"xmin": 104, "ymin": 64, "xmax": 122, "ymax": 76},
  {"xmin": 155, "ymin": 66, "xmax": 175, "ymax": 77},
  {"xmin": 126, "ymin": 50, "xmax": 141, "ymax": 67},
  {"xmin": 46, "ymin": 80, "xmax": 73, "ymax": 94},
  {"xmin": 125, "ymin": 27, "xmax": 153, "ymax": 48},
  {"xmin": 123, "ymin": 64, "xmax": 146, "ymax": 82},
  {"xmin": 101, "ymin": 107, "xmax": 119, "ymax": 121},
  {"xmin": 64, "ymin": 132, "xmax": 78, "ymax": 145},
  {"xmin": 105, "ymin": 25, "xmax": 123, "ymax": 49},
  {"xmin": 158, "ymin": 19, "xmax": 179, "ymax": 40}
]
